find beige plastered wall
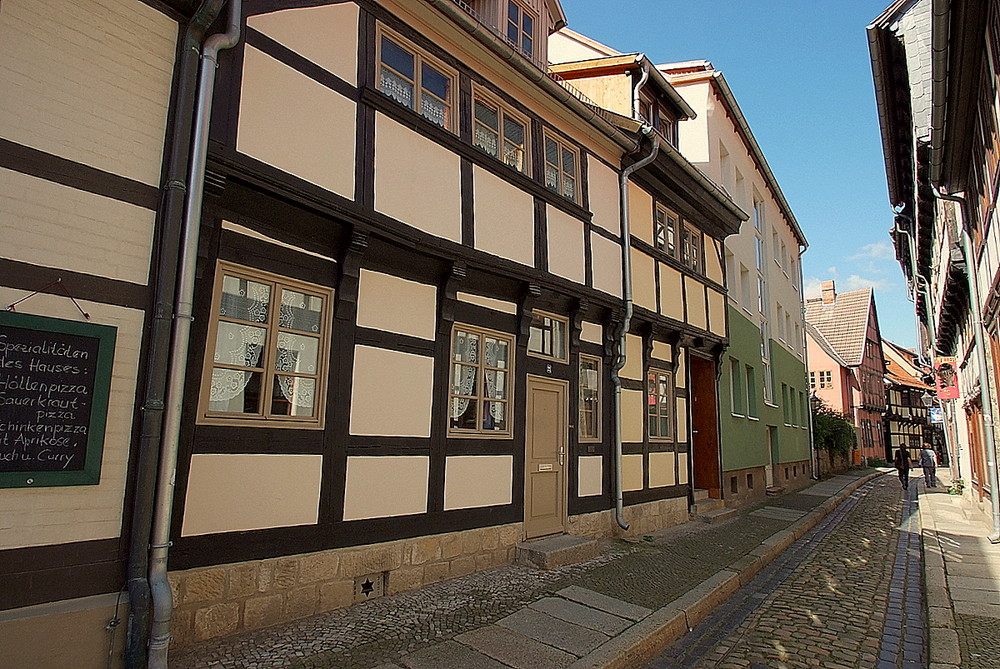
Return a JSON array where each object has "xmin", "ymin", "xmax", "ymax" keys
[
  {"xmin": 577, "ymin": 455, "xmax": 603, "ymax": 497},
  {"xmin": 620, "ymin": 334, "xmax": 643, "ymax": 380},
  {"xmin": 580, "ymin": 321, "xmax": 603, "ymax": 344},
  {"xmin": 357, "ymin": 270, "xmax": 437, "ymax": 341},
  {"xmin": 374, "ymin": 113, "xmax": 462, "ymax": 243},
  {"xmin": 181, "ymin": 454, "xmax": 323, "ymax": 536},
  {"xmin": 628, "ymin": 182, "xmax": 655, "ymax": 247},
  {"xmin": 238, "ymin": 45, "xmax": 357, "ymax": 199},
  {"xmin": 546, "ymin": 205, "xmax": 586, "ymax": 284},
  {"xmin": 559, "ymin": 73, "xmax": 632, "ymax": 118},
  {"xmin": 621, "ymin": 389, "xmax": 644, "ymax": 444},
  {"xmin": 443, "ymin": 455, "xmax": 513, "ymax": 510},
  {"xmin": 349, "ymin": 346, "xmax": 434, "ymax": 437},
  {"xmin": 631, "ymin": 250, "xmax": 657, "ymax": 312},
  {"xmin": 649, "ymin": 451, "xmax": 677, "ymax": 488},
  {"xmin": 622, "ymin": 453, "xmax": 643, "ymax": 492},
  {"xmin": 247, "ymin": 3, "xmax": 359, "ymax": 85},
  {"xmin": 456, "ymin": 292, "xmax": 517, "ymax": 314},
  {"xmin": 708, "ymin": 288, "xmax": 726, "ymax": 337},
  {"xmin": 591, "ymin": 233, "xmax": 623, "ymax": 297},
  {"xmin": 659, "ymin": 264, "xmax": 684, "ymax": 321},
  {"xmin": 588, "ymin": 156, "xmax": 621, "ymax": 235},
  {"xmin": 1, "ymin": 168, "xmax": 155, "ymax": 284},
  {"xmin": 473, "ymin": 165, "xmax": 535, "ymax": 267},
  {"xmin": 685, "ymin": 276, "xmax": 707, "ymax": 330},
  {"xmin": 0, "ymin": 0, "xmax": 176, "ymax": 187},
  {"xmin": 343, "ymin": 456, "xmax": 429, "ymax": 520},
  {"xmin": 0, "ymin": 293, "xmax": 143, "ymax": 550},
  {"xmin": 0, "ymin": 593, "xmax": 126, "ymax": 669}
]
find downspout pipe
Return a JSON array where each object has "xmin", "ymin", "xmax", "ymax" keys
[
  {"xmin": 125, "ymin": 3, "xmax": 226, "ymax": 667},
  {"xmin": 632, "ymin": 62, "xmax": 650, "ymax": 120},
  {"xmin": 934, "ymin": 187, "xmax": 1000, "ymax": 544},
  {"xmin": 800, "ymin": 249, "xmax": 819, "ymax": 480},
  {"xmin": 612, "ymin": 128, "xmax": 659, "ymax": 530},
  {"xmin": 148, "ymin": 3, "xmax": 242, "ymax": 667}
]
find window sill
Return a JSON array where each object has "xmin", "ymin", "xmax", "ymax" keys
[
  {"xmin": 748, "ymin": 416, "xmax": 760, "ymax": 422},
  {"xmin": 731, "ymin": 412, "xmax": 745, "ymax": 419}
]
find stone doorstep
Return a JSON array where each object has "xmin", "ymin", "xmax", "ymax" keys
[
  {"xmin": 515, "ymin": 534, "xmax": 599, "ymax": 570},
  {"xmin": 692, "ymin": 488, "xmax": 711, "ymax": 502},
  {"xmin": 690, "ymin": 498, "xmax": 725, "ymax": 516},
  {"xmin": 695, "ymin": 507, "xmax": 740, "ymax": 524}
]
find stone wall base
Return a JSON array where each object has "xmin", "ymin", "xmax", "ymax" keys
[
  {"xmin": 168, "ymin": 496, "xmax": 690, "ymax": 649},
  {"xmin": 721, "ymin": 466, "xmax": 768, "ymax": 507}
]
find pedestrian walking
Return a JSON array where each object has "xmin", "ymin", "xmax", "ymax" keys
[
  {"xmin": 893, "ymin": 447, "xmax": 911, "ymax": 490},
  {"xmin": 919, "ymin": 444, "xmax": 937, "ymax": 487}
]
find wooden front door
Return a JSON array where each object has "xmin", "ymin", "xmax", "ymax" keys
[
  {"xmin": 524, "ymin": 376, "xmax": 568, "ymax": 539},
  {"xmin": 690, "ymin": 354, "xmax": 721, "ymax": 498}
]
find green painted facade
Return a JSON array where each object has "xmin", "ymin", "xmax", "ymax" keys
[{"xmin": 719, "ymin": 305, "xmax": 810, "ymax": 472}]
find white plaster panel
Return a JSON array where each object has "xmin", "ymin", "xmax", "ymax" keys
[
  {"xmin": 591, "ymin": 233, "xmax": 623, "ymax": 297},
  {"xmin": 181, "ymin": 454, "xmax": 322, "ymax": 536},
  {"xmin": 443, "ymin": 455, "xmax": 513, "ymax": 510},
  {"xmin": 473, "ymin": 166, "xmax": 535, "ymax": 266},
  {"xmin": 375, "ymin": 113, "xmax": 462, "ymax": 243},
  {"xmin": 343, "ymin": 456, "xmax": 429, "ymax": 520},
  {"xmin": 659, "ymin": 264, "xmax": 684, "ymax": 321},
  {"xmin": 622, "ymin": 389, "xmax": 644, "ymax": 444},
  {"xmin": 546, "ymin": 205, "xmax": 586, "ymax": 284},
  {"xmin": 247, "ymin": 3, "xmax": 359, "ymax": 85},
  {"xmin": 685, "ymin": 277, "xmax": 708, "ymax": 330},
  {"xmin": 357, "ymin": 270, "xmax": 437, "ymax": 340},
  {"xmin": 0, "ymin": 0, "xmax": 176, "ymax": 186},
  {"xmin": 238, "ymin": 46, "xmax": 356, "ymax": 199},
  {"xmin": 627, "ymin": 182, "xmax": 654, "ymax": 246},
  {"xmin": 649, "ymin": 452, "xmax": 677, "ymax": 488},
  {"xmin": 580, "ymin": 321, "xmax": 603, "ymax": 345},
  {"xmin": 350, "ymin": 346, "xmax": 434, "ymax": 437},
  {"xmin": 622, "ymin": 454, "xmax": 644, "ymax": 492},
  {"xmin": 577, "ymin": 456, "xmax": 604, "ymax": 497},
  {"xmin": 1, "ymin": 169, "xmax": 153, "ymax": 285},
  {"xmin": 0, "ymin": 293, "xmax": 143, "ymax": 549},
  {"xmin": 588, "ymin": 156, "xmax": 620, "ymax": 235}
]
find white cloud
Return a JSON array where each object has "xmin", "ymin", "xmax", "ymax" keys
[
  {"xmin": 849, "ymin": 241, "xmax": 894, "ymax": 261},
  {"xmin": 804, "ymin": 277, "xmax": 823, "ymax": 299},
  {"xmin": 843, "ymin": 274, "xmax": 894, "ymax": 292}
]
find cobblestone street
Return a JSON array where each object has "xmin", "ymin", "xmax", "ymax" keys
[{"xmin": 647, "ymin": 474, "xmax": 924, "ymax": 669}]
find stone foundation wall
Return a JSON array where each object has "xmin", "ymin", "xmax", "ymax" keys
[
  {"xmin": 777, "ymin": 459, "xmax": 814, "ymax": 491},
  {"xmin": 168, "ymin": 496, "xmax": 690, "ymax": 649},
  {"xmin": 722, "ymin": 466, "xmax": 768, "ymax": 508}
]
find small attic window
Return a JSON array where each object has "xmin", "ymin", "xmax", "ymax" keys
[{"xmin": 506, "ymin": 1, "xmax": 535, "ymax": 58}]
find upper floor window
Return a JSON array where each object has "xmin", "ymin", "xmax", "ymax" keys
[
  {"xmin": 528, "ymin": 311, "xmax": 568, "ymax": 361},
  {"xmin": 655, "ymin": 204, "xmax": 678, "ymax": 257},
  {"xmin": 449, "ymin": 325, "xmax": 513, "ymax": 436},
  {"xmin": 819, "ymin": 370, "xmax": 832, "ymax": 388},
  {"xmin": 198, "ymin": 262, "xmax": 333, "ymax": 428},
  {"xmin": 378, "ymin": 30, "xmax": 455, "ymax": 130},
  {"xmin": 579, "ymin": 355, "xmax": 601, "ymax": 441},
  {"xmin": 473, "ymin": 92, "xmax": 528, "ymax": 173},
  {"xmin": 681, "ymin": 223, "xmax": 703, "ymax": 272},
  {"xmin": 647, "ymin": 368, "xmax": 673, "ymax": 440},
  {"xmin": 506, "ymin": 0, "xmax": 535, "ymax": 58},
  {"xmin": 753, "ymin": 198, "xmax": 765, "ymax": 231},
  {"xmin": 639, "ymin": 96, "xmax": 679, "ymax": 147},
  {"xmin": 544, "ymin": 134, "xmax": 578, "ymax": 203}
]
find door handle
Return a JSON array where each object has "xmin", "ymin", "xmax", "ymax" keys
[{"xmin": 558, "ymin": 446, "xmax": 565, "ymax": 466}]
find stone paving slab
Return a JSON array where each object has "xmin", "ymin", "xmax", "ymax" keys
[
  {"xmin": 456, "ymin": 625, "xmax": 577, "ymax": 669},
  {"xmin": 399, "ymin": 640, "xmax": 506, "ymax": 669},
  {"xmin": 497, "ymin": 607, "xmax": 609, "ymax": 656},
  {"xmin": 748, "ymin": 506, "xmax": 806, "ymax": 520},
  {"xmin": 528, "ymin": 597, "xmax": 633, "ymax": 635},
  {"xmin": 555, "ymin": 586, "xmax": 652, "ymax": 622},
  {"xmin": 949, "ymin": 588, "xmax": 1000, "ymax": 604}
]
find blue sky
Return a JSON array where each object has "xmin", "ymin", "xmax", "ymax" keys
[{"xmin": 559, "ymin": 0, "xmax": 916, "ymax": 348}]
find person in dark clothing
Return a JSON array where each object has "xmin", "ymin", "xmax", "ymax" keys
[
  {"xmin": 919, "ymin": 444, "xmax": 938, "ymax": 487},
  {"xmin": 894, "ymin": 447, "xmax": 911, "ymax": 490}
]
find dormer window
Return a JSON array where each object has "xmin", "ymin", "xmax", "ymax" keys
[
  {"xmin": 638, "ymin": 95, "xmax": 679, "ymax": 148},
  {"xmin": 506, "ymin": 1, "xmax": 535, "ymax": 58}
]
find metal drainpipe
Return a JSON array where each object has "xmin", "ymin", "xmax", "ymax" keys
[
  {"xmin": 125, "ymin": 3, "xmax": 226, "ymax": 667},
  {"xmin": 148, "ymin": 3, "xmax": 242, "ymax": 667},
  {"xmin": 934, "ymin": 187, "xmax": 1000, "ymax": 543},
  {"xmin": 612, "ymin": 128, "xmax": 659, "ymax": 530}
]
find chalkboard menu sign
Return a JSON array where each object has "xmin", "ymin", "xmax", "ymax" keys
[{"xmin": 0, "ymin": 311, "xmax": 116, "ymax": 488}]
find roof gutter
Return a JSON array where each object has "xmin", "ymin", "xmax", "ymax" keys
[
  {"xmin": 866, "ymin": 19, "xmax": 904, "ymax": 207},
  {"xmin": 423, "ymin": 0, "xmax": 638, "ymax": 153},
  {"xmin": 928, "ymin": 0, "xmax": 950, "ymax": 184}
]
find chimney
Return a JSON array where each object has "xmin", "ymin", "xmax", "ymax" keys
[{"xmin": 821, "ymin": 280, "xmax": 836, "ymax": 304}]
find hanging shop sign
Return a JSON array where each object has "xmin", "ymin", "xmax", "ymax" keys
[
  {"xmin": 0, "ymin": 311, "xmax": 116, "ymax": 488},
  {"xmin": 933, "ymin": 356, "xmax": 959, "ymax": 401}
]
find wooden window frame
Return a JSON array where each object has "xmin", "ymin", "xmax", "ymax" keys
[
  {"xmin": 527, "ymin": 310, "xmax": 569, "ymax": 362},
  {"xmin": 197, "ymin": 261, "xmax": 334, "ymax": 429},
  {"xmin": 505, "ymin": 0, "xmax": 536, "ymax": 59},
  {"xmin": 448, "ymin": 323, "xmax": 515, "ymax": 438},
  {"xmin": 376, "ymin": 27, "xmax": 457, "ymax": 132},
  {"xmin": 543, "ymin": 132, "xmax": 579, "ymax": 203},
  {"xmin": 681, "ymin": 222, "xmax": 703, "ymax": 273},
  {"xmin": 579, "ymin": 354, "xmax": 602, "ymax": 442},
  {"xmin": 654, "ymin": 204, "xmax": 678, "ymax": 257},
  {"xmin": 647, "ymin": 367, "xmax": 674, "ymax": 441},
  {"xmin": 472, "ymin": 89, "xmax": 530, "ymax": 174}
]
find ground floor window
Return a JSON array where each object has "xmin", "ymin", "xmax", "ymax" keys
[
  {"xmin": 449, "ymin": 325, "xmax": 514, "ymax": 436},
  {"xmin": 647, "ymin": 368, "xmax": 673, "ymax": 440}
]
